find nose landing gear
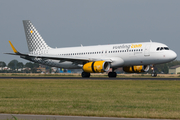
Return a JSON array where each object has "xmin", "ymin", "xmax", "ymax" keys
[{"xmin": 151, "ymin": 65, "xmax": 157, "ymax": 77}]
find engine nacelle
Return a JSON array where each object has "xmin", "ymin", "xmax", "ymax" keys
[
  {"xmin": 83, "ymin": 61, "xmax": 110, "ymax": 73},
  {"xmin": 123, "ymin": 65, "xmax": 150, "ymax": 73}
]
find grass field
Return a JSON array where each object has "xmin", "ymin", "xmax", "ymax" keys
[
  {"xmin": 0, "ymin": 73, "xmax": 180, "ymax": 78},
  {"xmin": 0, "ymin": 79, "xmax": 180, "ymax": 119}
]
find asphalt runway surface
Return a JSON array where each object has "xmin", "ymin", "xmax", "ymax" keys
[
  {"xmin": 0, "ymin": 114, "xmax": 170, "ymax": 120},
  {"xmin": 0, "ymin": 76, "xmax": 180, "ymax": 80}
]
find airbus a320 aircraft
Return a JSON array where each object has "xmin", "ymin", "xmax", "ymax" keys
[{"xmin": 6, "ymin": 20, "xmax": 177, "ymax": 78}]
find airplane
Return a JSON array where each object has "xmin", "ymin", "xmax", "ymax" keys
[{"xmin": 6, "ymin": 20, "xmax": 177, "ymax": 78}]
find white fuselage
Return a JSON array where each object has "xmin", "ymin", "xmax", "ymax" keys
[{"xmin": 29, "ymin": 42, "xmax": 177, "ymax": 69}]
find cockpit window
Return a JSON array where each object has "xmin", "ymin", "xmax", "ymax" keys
[
  {"xmin": 156, "ymin": 47, "xmax": 169, "ymax": 51},
  {"xmin": 164, "ymin": 47, "xmax": 169, "ymax": 50}
]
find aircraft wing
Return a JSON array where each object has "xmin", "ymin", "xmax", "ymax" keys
[
  {"xmin": 6, "ymin": 41, "xmax": 112, "ymax": 63},
  {"xmin": 29, "ymin": 54, "xmax": 112, "ymax": 63},
  {"xmin": 5, "ymin": 41, "xmax": 31, "ymax": 56}
]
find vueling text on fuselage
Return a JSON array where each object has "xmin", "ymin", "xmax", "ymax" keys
[
  {"xmin": 113, "ymin": 45, "xmax": 131, "ymax": 49},
  {"xmin": 131, "ymin": 44, "xmax": 142, "ymax": 48},
  {"xmin": 113, "ymin": 44, "xmax": 142, "ymax": 49}
]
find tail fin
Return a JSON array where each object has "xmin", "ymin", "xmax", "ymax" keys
[{"xmin": 23, "ymin": 20, "xmax": 51, "ymax": 54}]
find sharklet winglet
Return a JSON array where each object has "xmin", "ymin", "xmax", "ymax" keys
[{"xmin": 9, "ymin": 41, "xmax": 18, "ymax": 53}]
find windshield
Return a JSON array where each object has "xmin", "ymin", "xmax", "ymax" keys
[{"xmin": 156, "ymin": 47, "xmax": 169, "ymax": 51}]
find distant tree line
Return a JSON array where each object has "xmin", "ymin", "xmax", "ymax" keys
[
  {"xmin": 0, "ymin": 60, "xmax": 39, "ymax": 73},
  {"xmin": 0, "ymin": 59, "xmax": 180, "ymax": 74},
  {"xmin": 155, "ymin": 60, "xmax": 180, "ymax": 74}
]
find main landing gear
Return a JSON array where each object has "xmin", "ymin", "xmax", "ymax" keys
[
  {"xmin": 81, "ymin": 72, "xmax": 90, "ymax": 78},
  {"xmin": 81, "ymin": 71, "xmax": 117, "ymax": 78},
  {"xmin": 151, "ymin": 65, "xmax": 157, "ymax": 77},
  {"xmin": 108, "ymin": 68, "xmax": 117, "ymax": 78}
]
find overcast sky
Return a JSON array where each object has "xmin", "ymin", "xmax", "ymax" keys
[{"xmin": 1, "ymin": 0, "xmax": 180, "ymax": 64}]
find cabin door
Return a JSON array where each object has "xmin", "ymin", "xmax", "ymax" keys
[{"xmin": 144, "ymin": 44, "xmax": 151, "ymax": 56}]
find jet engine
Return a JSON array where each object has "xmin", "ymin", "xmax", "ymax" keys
[
  {"xmin": 83, "ymin": 61, "xmax": 110, "ymax": 73},
  {"xmin": 123, "ymin": 65, "xmax": 150, "ymax": 73}
]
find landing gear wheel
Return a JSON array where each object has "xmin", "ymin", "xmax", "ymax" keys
[
  {"xmin": 81, "ymin": 72, "xmax": 90, "ymax": 78},
  {"xmin": 150, "ymin": 65, "xmax": 157, "ymax": 77},
  {"xmin": 151, "ymin": 72, "xmax": 157, "ymax": 77},
  {"xmin": 108, "ymin": 72, "xmax": 117, "ymax": 78}
]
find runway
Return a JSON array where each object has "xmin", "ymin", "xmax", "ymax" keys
[
  {"xmin": 0, "ymin": 76, "xmax": 180, "ymax": 80},
  {"xmin": 0, "ymin": 114, "xmax": 170, "ymax": 120}
]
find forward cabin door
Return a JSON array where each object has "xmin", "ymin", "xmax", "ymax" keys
[{"xmin": 144, "ymin": 44, "xmax": 151, "ymax": 56}]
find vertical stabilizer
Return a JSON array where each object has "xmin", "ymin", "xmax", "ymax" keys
[{"xmin": 23, "ymin": 20, "xmax": 51, "ymax": 54}]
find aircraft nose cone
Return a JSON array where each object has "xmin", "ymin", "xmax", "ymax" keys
[{"xmin": 170, "ymin": 50, "xmax": 177, "ymax": 60}]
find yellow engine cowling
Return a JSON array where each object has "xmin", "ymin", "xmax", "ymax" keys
[
  {"xmin": 123, "ymin": 65, "xmax": 149, "ymax": 73},
  {"xmin": 83, "ymin": 61, "xmax": 110, "ymax": 73}
]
